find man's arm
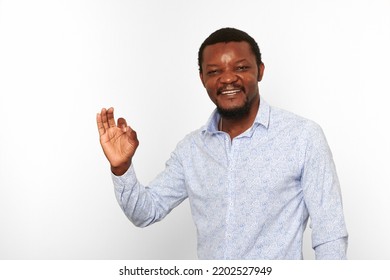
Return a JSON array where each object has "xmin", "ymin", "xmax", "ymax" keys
[
  {"xmin": 300, "ymin": 122, "xmax": 348, "ymax": 259},
  {"xmin": 97, "ymin": 108, "xmax": 188, "ymax": 227},
  {"xmin": 112, "ymin": 149, "xmax": 188, "ymax": 227}
]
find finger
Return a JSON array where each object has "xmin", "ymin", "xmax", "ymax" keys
[
  {"xmin": 106, "ymin": 107, "xmax": 116, "ymax": 128},
  {"xmin": 100, "ymin": 108, "xmax": 110, "ymax": 131},
  {"xmin": 96, "ymin": 112, "xmax": 105, "ymax": 136},
  {"xmin": 126, "ymin": 125, "xmax": 138, "ymax": 142},
  {"xmin": 117, "ymin": 117, "xmax": 128, "ymax": 132}
]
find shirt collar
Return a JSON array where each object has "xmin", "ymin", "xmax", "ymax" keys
[{"xmin": 202, "ymin": 96, "xmax": 270, "ymax": 134}]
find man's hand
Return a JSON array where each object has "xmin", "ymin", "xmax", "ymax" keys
[{"xmin": 97, "ymin": 107, "xmax": 139, "ymax": 176}]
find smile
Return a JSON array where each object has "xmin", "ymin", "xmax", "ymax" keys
[{"xmin": 220, "ymin": 89, "xmax": 241, "ymax": 96}]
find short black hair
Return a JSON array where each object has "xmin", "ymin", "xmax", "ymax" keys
[{"xmin": 198, "ymin": 27, "xmax": 262, "ymax": 73}]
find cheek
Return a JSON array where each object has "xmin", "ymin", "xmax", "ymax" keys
[
  {"xmin": 203, "ymin": 81, "xmax": 218, "ymax": 102},
  {"xmin": 206, "ymin": 88, "xmax": 216, "ymax": 101},
  {"xmin": 204, "ymin": 79, "xmax": 217, "ymax": 92},
  {"xmin": 244, "ymin": 74, "xmax": 259, "ymax": 89}
]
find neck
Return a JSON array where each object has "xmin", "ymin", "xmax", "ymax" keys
[{"xmin": 219, "ymin": 98, "xmax": 260, "ymax": 139}]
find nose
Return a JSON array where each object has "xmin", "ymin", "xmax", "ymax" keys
[{"xmin": 219, "ymin": 70, "xmax": 238, "ymax": 84}]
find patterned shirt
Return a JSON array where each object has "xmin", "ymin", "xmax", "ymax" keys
[{"xmin": 112, "ymin": 97, "xmax": 348, "ymax": 259}]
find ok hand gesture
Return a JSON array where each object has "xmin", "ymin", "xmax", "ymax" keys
[{"xmin": 97, "ymin": 108, "xmax": 139, "ymax": 175}]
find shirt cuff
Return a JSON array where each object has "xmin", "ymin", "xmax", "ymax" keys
[
  {"xmin": 111, "ymin": 164, "xmax": 138, "ymax": 192},
  {"xmin": 315, "ymin": 237, "xmax": 348, "ymax": 260}
]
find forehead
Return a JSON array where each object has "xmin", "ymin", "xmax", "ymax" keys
[{"xmin": 202, "ymin": 41, "xmax": 255, "ymax": 64}]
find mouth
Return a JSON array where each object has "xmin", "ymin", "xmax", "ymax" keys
[{"xmin": 218, "ymin": 88, "xmax": 243, "ymax": 96}]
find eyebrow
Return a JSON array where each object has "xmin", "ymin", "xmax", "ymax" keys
[
  {"xmin": 205, "ymin": 59, "xmax": 250, "ymax": 68},
  {"xmin": 205, "ymin": 64, "xmax": 219, "ymax": 68},
  {"xmin": 235, "ymin": 59, "xmax": 249, "ymax": 64}
]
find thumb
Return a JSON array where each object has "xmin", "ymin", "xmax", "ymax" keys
[{"xmin": 126, "ymin": 126, "xmax": 139, "ymax": 143}]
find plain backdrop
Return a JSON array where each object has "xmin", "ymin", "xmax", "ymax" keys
[{"xmin": 0, "ymin": 0, "xmax": 389, "ymax": 259}]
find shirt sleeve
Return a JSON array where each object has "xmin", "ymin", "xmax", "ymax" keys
[
  {"xmin": 300, "ymin": 122, "xmax": 348, "ymax": 260},
  {"xmin": 111, "ymin": 143, "xmax": 188, "ymax": 228}
]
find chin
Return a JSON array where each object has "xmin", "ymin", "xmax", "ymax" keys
[{"xmin": 217, "ymin": 104, "xmax": 251, "ymax": 119}]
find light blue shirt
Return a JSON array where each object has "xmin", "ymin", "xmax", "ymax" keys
[{"xmin": 112, "ymin": 98, "xmax": 348, "ymax": 259}]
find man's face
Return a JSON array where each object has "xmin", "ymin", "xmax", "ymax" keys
[{"xmin": 200, "ymin": 41, "xmax": 264, "ymax": 119}]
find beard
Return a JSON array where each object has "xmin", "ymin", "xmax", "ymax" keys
[{"xmin": 216, "ymin": 96, "xmax": 252, "ymax": 120}]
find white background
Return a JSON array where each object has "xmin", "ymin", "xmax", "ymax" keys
[{"xmin": 0, "ymin": 0, "xmax": 389, "ymax": 259}]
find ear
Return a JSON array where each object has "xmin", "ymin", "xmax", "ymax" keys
[
  {"xmin": 199, "ymin": 71, "xmax": 206, "ymax": 87},
  {"xmin": 257, "ymin": 63, "xmax": 265, "ymax": 82}
]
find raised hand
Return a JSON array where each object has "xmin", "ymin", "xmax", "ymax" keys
[{"xmin": 97, "ymin": 107, "xmax": 139, "ymax": 175}]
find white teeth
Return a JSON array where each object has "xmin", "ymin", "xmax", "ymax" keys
[{"xmin": 221, "ymin": 89, "xmax": 241, "ymax": 95}]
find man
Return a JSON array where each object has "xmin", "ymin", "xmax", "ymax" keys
[{"xmin": 97, "ymin": 27, "xmax": 348, "ymax": 259}]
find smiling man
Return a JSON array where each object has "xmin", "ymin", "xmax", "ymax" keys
[
  {"xmin": 199, "ymin": 39, "xmax": 264, "ymax": 139},
  {"xmin": 97, "ymin": 27, "xmax": 348, "ymax": 259}
]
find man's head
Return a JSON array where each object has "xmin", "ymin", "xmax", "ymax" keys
[
  {"xmin": 198, "ymin": 27, "xmax": 262, "ymax": 73},
  {"xmin": 198, "ymin": 28, "xmax": 264, "ymax": 120}
]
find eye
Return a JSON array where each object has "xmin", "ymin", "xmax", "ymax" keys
[
  {"xmin": 206, "ymin": 69, "xmax": 220, "ymax": 76},
  {"xmin": 236, "ymin": 65, "xmax": 250, "ymax": 72}
]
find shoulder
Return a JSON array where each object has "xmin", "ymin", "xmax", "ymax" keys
[
  {"xmin": 170, "ymin": 127, "xmax": 204, "ymax": 155},
  {"xmin": 267, "ymin": 105, "xmax": 330, "ymax": 156},
  {"xmin": 269, "ymin": 105, "xmax": 324, "ymax": 137},
  {"xmin": 268, "ymin": 106, "xmax": 333, "ymax": 166}
]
